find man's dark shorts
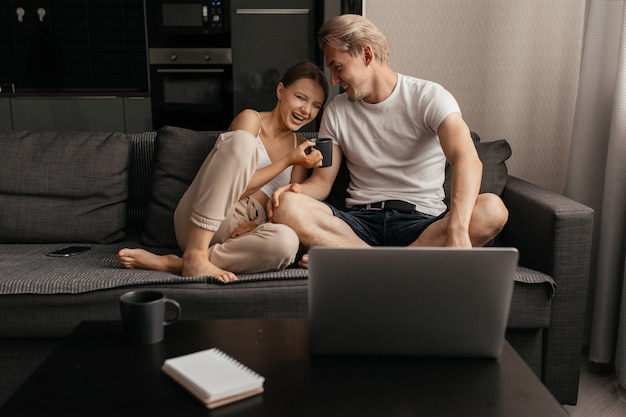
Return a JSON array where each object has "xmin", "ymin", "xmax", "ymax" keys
[{"xmin": 325, "ymin": 203, "xmax": 448, "ymax": 246}]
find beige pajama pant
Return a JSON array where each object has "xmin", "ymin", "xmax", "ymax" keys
[{"xmin": 173, "ymin": 130, "xmax": 299, "ymax": 274}]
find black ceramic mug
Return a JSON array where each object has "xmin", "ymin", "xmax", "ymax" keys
[
  {"xmin": 119, "ymin": 290, "xmax": 181, "ymax": 344},
  {"xmin": 307, "ymin": 138, "xmax": 333, "ymax": 167}
]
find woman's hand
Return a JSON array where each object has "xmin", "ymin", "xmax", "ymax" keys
[
  {"xmin": 290, "ymin": 140, "xmax": 323, "ymax": 169},
  {"xmin": 230, "ymin": 221, "xmax": 259, "ymax": 238},
  {"xmin": 267, "ymin": 183, "xmax": 303, "ymax": 220}
]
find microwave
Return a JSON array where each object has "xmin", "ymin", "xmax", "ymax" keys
[{"xmin": 151, "ymin": 0, "xmax": 230, "ymax": 36}]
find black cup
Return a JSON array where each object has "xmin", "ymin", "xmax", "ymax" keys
[
  {"xmin": 308, "ymin": 138, "xmax": 333, "ymax": 167},
  {"xmin": 119, "ymin": 290, "xmax": 181, "ymax": 344}
]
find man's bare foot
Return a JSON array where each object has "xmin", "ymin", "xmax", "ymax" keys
[
  {"xmin": 117, "ymin": 248, "xmax": 182, "ymax": 273},
  {"xmin": 298, "ymin": 253, "xmax": 309, "ymax": 269},
  {"xmin": 182, "ymin": 252, "xmax": 238, "ymax": 282}
]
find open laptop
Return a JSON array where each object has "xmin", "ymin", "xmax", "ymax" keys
[{"xmin": 308, "ymin": 247, "xmax": 519, "ymax": 359}]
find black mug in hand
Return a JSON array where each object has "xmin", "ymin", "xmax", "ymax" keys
[{"xmin": 307, "ymin": 138, "xmax": 333, "ymax": 168}]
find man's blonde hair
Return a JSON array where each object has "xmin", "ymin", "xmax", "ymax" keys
[{"xmin": 318, "ymin": 14, "xmax": 390, "ymax": 66}]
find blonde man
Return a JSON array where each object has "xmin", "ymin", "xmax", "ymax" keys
[{"xmin": 271, "ymin": 15, "xmax": 508, "ymax": 267}]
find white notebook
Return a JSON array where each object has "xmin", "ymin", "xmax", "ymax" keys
[{"xmin": 162, "ymin": 348, "xmax": 265, "ymax": 409}]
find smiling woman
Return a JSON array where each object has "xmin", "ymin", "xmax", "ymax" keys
[{"xmin": 117, "ymin": 60, "xmax": 329, "ymax": 282}]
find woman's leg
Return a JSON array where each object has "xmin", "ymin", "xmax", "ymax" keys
[
  {"xmin": 207, "ymin": 222, "xmax": 300, "ymax": 273},
  {"xmin": 116, "ymin": 226, "xmax": 235, "ymax": 280},
  {"xmin": 117, "ymin": 223, "xmax": 297, "ymax": 277},
  {"xmin": 204, "ymin": 196, "xmax": 299, "ymax": 273},
  {"xmin": 116, "ymin": 249, "xmax": 182, "ymax": 272},
  {"xmin": 174, "ymin": 131, "xmax": 259, "ymax": 247},
  {"xmin": 118, "ymin": 131, "xmax": 258, "ymax": 282},
  {"xmin": 180, "ymin": 223, "xmax": 238, "ymax": 281},
  {"xmin": 174, "ymin": 130, "xmax": 259, "ymax": 281}
]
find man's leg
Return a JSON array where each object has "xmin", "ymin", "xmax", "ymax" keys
[
  {"xmin": 413, "ymin": 193, "xmax": 508, "ymax": 247},
  {"xmin": 272, "ymin": 191, "xmax": 369, "ymax": 249}
]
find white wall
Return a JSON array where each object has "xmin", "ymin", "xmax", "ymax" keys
[{"xmin": 364, "ymin": 0, "xmax": 586, "ymax": 192}]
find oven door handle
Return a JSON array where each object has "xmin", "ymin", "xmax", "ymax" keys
[{"xmin": 156, "ymin": 69, "xmax": 225, "ymax": 74}]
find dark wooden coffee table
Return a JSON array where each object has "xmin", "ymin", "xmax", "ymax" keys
[{"xmin": 0, "ymin": 320, "xmax": 568, "ymax": 416}]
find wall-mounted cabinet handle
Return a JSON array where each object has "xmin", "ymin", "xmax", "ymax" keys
[
  {"xmin": 37, "ymin": 8, "xmax": 46, "ymax": 22},
  {"xmin": 0, "ymin": 83, "xmax": 15, "ymax": 93},
  {"xmin": 235, "ymin": 9, "xmax": 310, "ymax": 15},
  {"xmin": 16, "ymin": 7, "xmax": 25, "ymax": 22}
]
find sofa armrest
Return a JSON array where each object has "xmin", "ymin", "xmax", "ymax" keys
[
  {"xmin": 500, "ymin": 175, "xmax": 594, "ymax": 404},
  {"xmin": 500, "ymin": 175, "xmax": 593, "ymax": 277}
]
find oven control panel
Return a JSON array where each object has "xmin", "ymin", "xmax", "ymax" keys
[{"xmin": 205, "ymin": 1, "xmax": 225, "ymax": 29}]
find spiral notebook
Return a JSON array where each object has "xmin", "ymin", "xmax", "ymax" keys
[{"xmin": 162, "ymin": 348, "xmax": 265, "ymax": 409}]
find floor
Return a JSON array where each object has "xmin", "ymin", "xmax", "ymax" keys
[{"xmin": 563, "ymin": 356, "xmax": 626, "ymax": 417}]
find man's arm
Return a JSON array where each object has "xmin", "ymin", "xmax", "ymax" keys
[
  {"xmin": 299, "ymin": 143, "xmax": 343, "ymax": 200},
  {"xmin": 437, "ymin": 112, "xmax": 483, "ymax": 247},
  {"xmin": 271, "ymin": 143, "xmax": 343, "ymax": 208}
]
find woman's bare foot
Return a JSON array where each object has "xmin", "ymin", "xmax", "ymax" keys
[
  {"xmin": 182, "ymin": 251, "xmax": 238, "ymax": 282},
  {"xmin": 117, "ymin": 248, "xmax": 182, "ymax": 273}
]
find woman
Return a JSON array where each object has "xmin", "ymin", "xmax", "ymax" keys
[{"xmin": 117, "ymin": 61, "xmax": 328, "ymax": 282}]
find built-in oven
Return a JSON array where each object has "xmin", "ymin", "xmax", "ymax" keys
[{"xmin": 149, "ymin": 47, "xmax": 233, "ymax": 131}]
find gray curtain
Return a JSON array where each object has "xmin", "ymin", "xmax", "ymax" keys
[{"xmin": 565, "ymin": 0, "xmax": 626, "ymax": 387}]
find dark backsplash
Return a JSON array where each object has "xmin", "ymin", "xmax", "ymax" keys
[{"xmin": 0, "ymin": 0, "xmax": 148, "ymax": 93}]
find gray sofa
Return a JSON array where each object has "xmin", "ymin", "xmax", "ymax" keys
[{"xmin": 0, "ymin": 126, "xmax": 593, "ymax": 405}]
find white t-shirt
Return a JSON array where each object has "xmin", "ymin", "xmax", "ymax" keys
[{"xmin": 319, "ymin": 73, "xmax": 461, "ymax": 216}]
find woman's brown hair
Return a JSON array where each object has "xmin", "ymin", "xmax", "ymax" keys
[{"xmin": 280, "ymin": 60, "xmax": 329, "ymax": 104}]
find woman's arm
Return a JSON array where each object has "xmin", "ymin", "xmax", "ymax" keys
[{"xmin": 228, "ymin": 111, "xmax": 322, "ymax": 199}]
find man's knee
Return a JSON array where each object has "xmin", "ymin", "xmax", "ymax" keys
[
  {"xmin": 485, "ymin": 193, "xmax": 508, "ymax": 227},
  {"xmin": 476, "ymin": 193, "xmax": 509, "ymax": 235},
  {"xmin": 272, "ymin": 192, "xmax": 305, "ymax": 224}
]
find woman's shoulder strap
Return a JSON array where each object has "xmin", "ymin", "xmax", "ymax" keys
[{"xmin": 254, "ymin": 110, "xmax": 262, "ymax": 137}]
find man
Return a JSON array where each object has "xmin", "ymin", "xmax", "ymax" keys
[{"xmin": 270, "ymin": 14, "xmax": 508, "ymax": 267}]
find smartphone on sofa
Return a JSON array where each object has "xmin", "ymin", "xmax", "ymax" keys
[{"xmin": 46, "ymin": 246, "xmax": 91, "ymax": 257}]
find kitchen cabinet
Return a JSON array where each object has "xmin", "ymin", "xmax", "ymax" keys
[
  {"xmin": 11, "ymin": 96, "xmax": 126, "ymax": 132},
  {"xmin": 0, "ymin": 98, "xmax": 11, "ymax": 130},
  {"xmin": 123, "ymin": 96, "xmax": 153, "ymax": 133},
  {"xmin": 0, "ymin": 95, "xmax": 151, "ymax": 132},
  {"xmin": 0, "ymin": 0, "xmax": 147, "ymax": 93},
  {"xmin": 8, "ymin": 96, "xmax": 151, "ymax": 133}
]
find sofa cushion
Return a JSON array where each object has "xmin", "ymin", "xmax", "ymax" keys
[
  {"xmin": 142, "ymin": 126, "xmax": 220, "ymax": 247},
  {"xmin": 444, "ymin": 138, "xmax": 512, "ymax": 205},
  {"xmin": 0, "ymin": 131, "xmax": 130, "ymax": 243},
  {"xmin": 0, "ymin": 241, "xmax": 308, "ymax": 297}
]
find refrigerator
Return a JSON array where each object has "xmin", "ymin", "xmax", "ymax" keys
[{"xmin": 231, "ymin": 0, "xmax": 331, "ymax": 131}]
